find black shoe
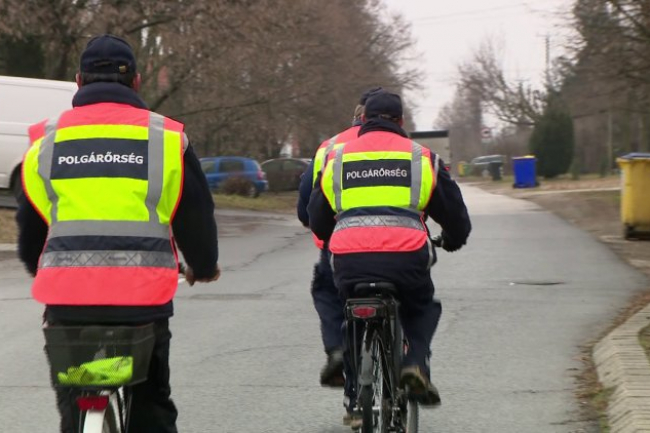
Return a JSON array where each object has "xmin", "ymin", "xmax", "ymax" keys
[
  {"xmin": 400, "ymin": 365, "xmax": 441, "ymax": 407},
  {"xmin": 320, "ymin": 348, "xmax": 344, "ymax": 387}
]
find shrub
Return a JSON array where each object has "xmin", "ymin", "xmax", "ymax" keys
[
  {"xmin": 529, "ymin": 92, "xmax": 575, "ymax": 179},
  {"xmin": 220, "ymin": 177, "xmax": 256, "ymax": 197}
]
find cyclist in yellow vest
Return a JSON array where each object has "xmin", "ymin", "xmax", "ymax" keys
[
  {"xmin": 297, "ymin": 87, "xmax": 382, "ymax": 392},
  {"xmin": 308, "ymin": 91, "xmax": 471, "ymax": 411},
  {"xmin": 17, "ymin": 35, "xmax": 219, "ymax": 433}
]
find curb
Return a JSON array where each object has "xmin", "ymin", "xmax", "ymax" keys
[
  {"xmin": 594, "ymin": 305, "xmax": 650, "ymax": 432},
  {"xmin": 0, "ymin": 243, "xmax": 16, "ymax": 252}
]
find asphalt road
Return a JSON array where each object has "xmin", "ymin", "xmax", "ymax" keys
[{"xmin": 0, "ymin": 185, "xmax": 647, "ymax": 432}]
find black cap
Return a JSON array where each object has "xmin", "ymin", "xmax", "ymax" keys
[
  {"xmin": 364, "ymin": 92, "xmax": 403, "ymax": 120},
  {"xmin": 359, "ymin": 86, "xmax": 384, "ymax": 105},
  {"xmin": 80, "ymin": 34, "xmax": 136, "ymax": 74}
]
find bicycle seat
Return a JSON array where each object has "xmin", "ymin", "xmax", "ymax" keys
[{"xmin": 352, "ymin": 282, "xmax": 398, "ymax": 298}]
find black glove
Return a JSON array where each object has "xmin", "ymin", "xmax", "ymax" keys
[{"xmin": 433, "ymin": 232, "xmax": 462, "ymax": 252}]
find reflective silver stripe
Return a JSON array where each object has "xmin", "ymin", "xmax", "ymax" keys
[
  {"xmin": 40, "ymin": 250, "xmax": 177, "ymax": 269},
  {"xmin": 147, "ymin": 113, "xmax": 165, "ymax": 223},
  {"xmin": 38, "ymin": 118, "xmax": 60, "ymax": 223},
  {"xmin": 321, "ymin": 134, "xmax": 338, "ymax": 171},
  {"xmin": 334, "ymin": 215, "xmax": 425, "ymax": 232},
  {"xmin": 182, "ymin": 132, "xmax": 190, "ymax": 152},
  {"xmin": 48, "ymin": 220, "xmax": 170, "ymax": 239},
  {"xmin": 332, "ymin": 146, "xmax": 345, "ymax": 212},
  {"xmin": 433, "ymin": 153, "xmax": 440, "ymax": 175},
  {"xmin": 410, "ymin": 141, "xmax": 422, "ymax": 210}
]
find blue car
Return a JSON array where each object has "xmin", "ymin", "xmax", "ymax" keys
[{"xmin": 200, "ymin": 156, "xmax": 269, "ymax": 197}]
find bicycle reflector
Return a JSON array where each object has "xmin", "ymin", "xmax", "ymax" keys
[
  {"xmin": 351, "ymin": 306, "xmax": 377, "ymax": 319},
  {"xmin": 76, "ymin": 395, "xmax": 109, "ymax": 411}
]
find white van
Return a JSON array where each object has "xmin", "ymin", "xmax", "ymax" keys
[{"xmin": 0, "ymin": 75, "xmax": 77, "ymax": 196}]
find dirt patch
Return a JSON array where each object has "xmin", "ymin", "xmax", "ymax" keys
[
  {"xmin": 213, "ymin": 191, "xmax": 298, "ymax": 214},
  {"xmin": 0, "ymin": 209, "xmax": 17, "ymax": 244},
  {"xmin": 467, "ymin": 176, "xmax": 650, "ymax": 431}
]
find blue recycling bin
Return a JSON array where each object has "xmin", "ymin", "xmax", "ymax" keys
[{"xmin": 512, "ymin": 156, "xmax": 538, "ymax": 188}]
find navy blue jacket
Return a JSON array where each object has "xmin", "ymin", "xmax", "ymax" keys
[{"xmin": 16, "ymin": 82, "xmax": 218, "ymax": 323}]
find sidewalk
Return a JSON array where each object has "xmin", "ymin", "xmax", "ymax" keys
[{"xmin": 594, "ymin": 307, "xmax": 650, "ymax": 433}]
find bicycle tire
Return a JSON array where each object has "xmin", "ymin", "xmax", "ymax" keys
[
  {"xmin": 80, "ymin": 393, "xmax": 121, "ymax": 433},
  {"xmin": 405, "ymin": 400, "xmax": 418, "ymax": 433},
  {"xmin": 359, "ymin": 332, "xmax": 389, "ymax": 433}
]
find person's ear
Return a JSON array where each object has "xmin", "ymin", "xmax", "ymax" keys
[
  {"xmin": 398, "ymin": 118, "xmax": 404, "ymax": 126},
  {"xmin": 132, "ymin": 73, "xmax": 142, "ymax": 92},
  {"xmin": 75, "ymin": 73, "xmax": 82, "ymax": 89},
  {"xmin": 361, "ymin": 114, "xmax": 367, "ymax": 123}
]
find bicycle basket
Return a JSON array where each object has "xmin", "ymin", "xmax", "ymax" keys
[{"xmin": 43, "ymin": 323, "xmax": 155, "ymax": 388}]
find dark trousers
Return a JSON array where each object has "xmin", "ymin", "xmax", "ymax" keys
[
  {"xmin": 311, "ymin": 248, "xmax": 344, "ymax": 351},
  {"xmin": 50, "ymin": 319, "xmax": 178, "ymax": 433},
  {"xmin": 340, "ymin": 276, "xmax": 442, "ymax": 409}
]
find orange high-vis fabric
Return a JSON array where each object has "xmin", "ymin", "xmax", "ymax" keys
[
  {"xmin": 320, "ymin": 131, "xmax": 437, "ymax": 255},
  {"xmin": 310, "ymin": 125, "xmax": 360, "ymax": 249},
  {"xmin": 22, "ymin": 102, "xmax": 186, "ymax": 305}
]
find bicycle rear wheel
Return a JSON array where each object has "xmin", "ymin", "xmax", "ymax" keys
[
  {"xmin": 358, "ymin": 332, "xmax": 389, "ymax": 433},
  {"xmin": 81, "ymin": 392, "xmax": 121, "ymax": 433}
]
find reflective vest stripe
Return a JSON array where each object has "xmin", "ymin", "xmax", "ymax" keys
[
  {"xmin": 332, "ymin": 146, "xmax": 344, "ymax": 212},
  {"xmin": 40, "ymin": 250, "xmax": 177, "ymax": 269},
  {"xmin": 334, "ymin": 215, "xmax": 425, "ymax": 232},
  {"xmin": 410, "ymin": 142, "xmax": 422, "ymax": 210},
  {"xmin": 321, "ymin": 134, "xmax": 338, "ymax": 172},
  {"xmin": 39, "ymin": 118, "xmax": 60, "ymax": 224},
  {"xmin": 48, "ymin": 220, "xmax": 170, "ymax": 239},
  {"xmin": 54, "ymin": 124, "xmax": 149, "ymax": 141},
  {"xmin": 146, "ymin": 113, "xmax": 165, "ymax": 223}
]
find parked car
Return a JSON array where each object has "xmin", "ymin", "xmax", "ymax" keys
[
  {"xmin": 469, "ymin": 154, "xmax": 505, "ymax": 177},
  {"xmin": 200, "ymin": 156, "xmax": 268, "ymax": 197},
  {"xmin": 261, "ymin": 157, "xmax": 311, "ymax": 191}
]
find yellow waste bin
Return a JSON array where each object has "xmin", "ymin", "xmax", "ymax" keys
[
  {"xmin": 458, "ymin": 161, "xmax": 467, "ymax": 177},
  {"xmin": 617, "ymin": 153, "xmax": 650, "ymax": 239}
]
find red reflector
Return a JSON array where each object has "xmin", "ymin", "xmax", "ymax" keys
[
  {"xmin": 257, "ymin": 170, "xmax": 265, "ymax": 180},
  {"xmin": 76, "ymin": 395, "xmax": 109, "ymax": 411},
  {"xmin": 352, "ymin": 306, "xmax": 377, "ymax": 319}
]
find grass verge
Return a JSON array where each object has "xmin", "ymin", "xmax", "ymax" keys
[
  {"xmin": 213, "ymin": 191, "xmax": 298, "ymax": 214},
  {"xmin": 0, "ymin": 209, "xmax": 17, "ymax": 243}
]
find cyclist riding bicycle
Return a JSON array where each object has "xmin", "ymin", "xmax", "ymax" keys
[
  {"xmin": 308, "ymin": 91, "xmax": 471, "ymax": 419},
  {"xmin": 297, "ymin": 86, "xmax": 383, "ymax": 391},
  {"xmin": 17, "ymin": 34, "xmax": 220, "ymax": 433}
]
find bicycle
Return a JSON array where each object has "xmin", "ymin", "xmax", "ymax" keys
[
  {"xmin": 346, "ymin": 235, "xmax": 444, "ymax": 432},
  {"xmin": 43, "ymin": 322, "xmax": 156, "ymax": 433},
  {"xmin": 345, "ymin": 281, "xmax": 418, "ymax": 433}
]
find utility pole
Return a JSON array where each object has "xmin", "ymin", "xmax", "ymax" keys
[
  {"xmin": 545, "ymin": 34, "xmax": 551, "ymax": 89},
  {"xmin": 607, "ymin": 109, "xmax": 613, "ymax": 175}
]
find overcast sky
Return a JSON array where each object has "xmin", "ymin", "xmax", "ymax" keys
[{"xmin": 381, "ymin": 0, "xmax": 573, "ymax": 130}]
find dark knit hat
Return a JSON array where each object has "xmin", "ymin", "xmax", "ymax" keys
[
  {"xmin": 80, "ymin": 34, "xmax": 136, "ymax": 75},
  {"xmin": 364, "ymin": 92, "xmax": 403, "ymax": 120},
  {"xmin": 359, "ymin": 87, "xmax": 384, "ymax": 105}
]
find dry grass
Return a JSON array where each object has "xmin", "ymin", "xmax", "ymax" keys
[
  {"xmin": 213, "ymin": 191, "xmax": 298, "ymax": 214},
  {"xmin": 0, "ymin": 209, "xmax": 17, "ymax": 243}
]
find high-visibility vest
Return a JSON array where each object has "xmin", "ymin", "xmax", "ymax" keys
[
  {"xmin": 310, "ymin": 125, "xmax": 360, "ymax": 249},
  {"xmin": 320, "ymin": 131, "xmax": 437, "ymax": 254},
  {"xmin": 22, "ymin": 102, "xmax": 186, "ymax": 306}
]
